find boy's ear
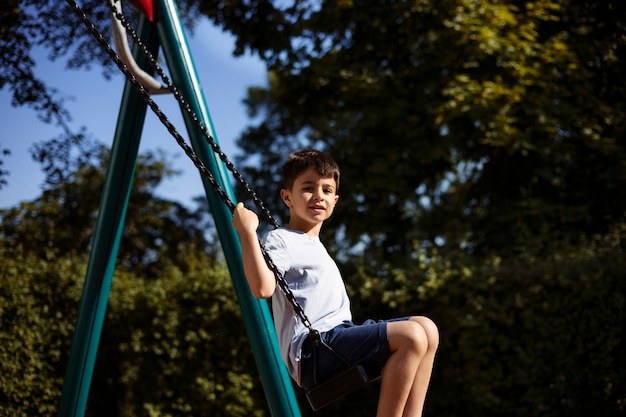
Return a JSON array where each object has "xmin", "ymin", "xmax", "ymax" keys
[{"xmin": 280, "ymin": 188, "xmax": 291, "ymax": 207}]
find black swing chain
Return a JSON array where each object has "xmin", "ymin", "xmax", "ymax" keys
[
  {"xmin": 66, "ymin": 0, "xmax": 316, "ymax": 336},
  {"xmin": 105, "ymin": 0, "xmax": 279, "ymax": 230}
]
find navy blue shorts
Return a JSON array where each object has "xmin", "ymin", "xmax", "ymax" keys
[{"xmin": 299, "ymin": 317, "xmax": 410, "ymax": 390}]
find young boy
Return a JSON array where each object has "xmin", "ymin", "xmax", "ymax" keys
[{"xmin": 232, "ymin": 149, "xmax": 438, "ymax": 417}]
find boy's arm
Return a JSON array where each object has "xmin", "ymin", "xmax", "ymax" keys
[{"xmin": 231, "ymin": 202, "xmax": 277, "ymax": 299}]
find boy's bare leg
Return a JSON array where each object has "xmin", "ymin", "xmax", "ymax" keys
[
  {"xmin": 402, "ymin": 317, "xmax": 439, "ymax": 416},
  {"xmin": 376, "ymin": 317, "xmax": 438, "ymax": 417}
]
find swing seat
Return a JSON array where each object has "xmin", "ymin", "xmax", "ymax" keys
[{"xmin": 306, "ymin": 362, "xmax": 383, "ymax": 410}]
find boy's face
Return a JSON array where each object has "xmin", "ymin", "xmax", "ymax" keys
[{"xmin": 280, "ymin": 168, "xmax": 339, "ymax": 234}]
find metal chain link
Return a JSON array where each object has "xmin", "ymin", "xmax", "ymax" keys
[{"xmin": 67, "ymin": 0, "xmax": 316, "ymax": 336}]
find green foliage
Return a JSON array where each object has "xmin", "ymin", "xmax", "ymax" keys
[
  {"xmin": 0, "ymin": 139, "xmax": 217, "ymax": 275},
  {"xmin": 438, "ymin": 235, "xmax": 625, "ymax": 417},
  {"xmin": 339, "ymin": 223, "xmax": 626, "ymax": 417},
  {"xmin": 4, "ymin": 215, "xmax": 624, "ymax": 417},
  {"xmin": 0, "ymin": 248, "xmax": 82, "ymax": 417},
  {"xmin": 90, "ymin": 250, "xmax": 268, "ymax": 417},
  {"xmin": 3, "ymin": 2, "xmax": 626, "ymax": 416},
  {"xmin": 0, "ymin": 0, "xmax": 200, "ymax": 136},
  {"xmin": 0, "ymin": 144, "xmax": 267, "ymax": 416},
  {"xmin": 219, "ymin": 0, "xmax": 626, "ymax": 263},
  {"xmin": 0, "ymin": 244, "xmax": 268, "ymax": 417}
]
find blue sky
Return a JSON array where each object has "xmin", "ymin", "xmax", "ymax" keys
[{"xmin": 0, "ymin": 17, "xmax": 266, "ymax": 210}]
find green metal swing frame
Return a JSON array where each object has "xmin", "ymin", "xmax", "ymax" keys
[{"xmin": 57, "ymin": 1, "xmax": 301, "ymax": 416}]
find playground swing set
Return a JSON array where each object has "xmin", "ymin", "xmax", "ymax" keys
[{"xmin": 59, "ymin": 1, "xmax": 382, "ymax": 416}]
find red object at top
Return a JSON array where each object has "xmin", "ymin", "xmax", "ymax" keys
[{"xmin": 129, "ymin": 0, "xmax": 154, "ymax": 21}]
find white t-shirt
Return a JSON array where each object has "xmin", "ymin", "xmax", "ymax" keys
[{"xmin": 263, "ymin": 228, "xmax": 352, "ymax": 385}]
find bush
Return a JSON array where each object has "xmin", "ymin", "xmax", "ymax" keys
[
  {"xmin": 3, "ymin": 223, "xmax": 624, "ymax": 417},
  {"xmin": 0, "ymin": 249, "xmax": 82, "ymax": 416},
  {"xmin": 0, "ymin": 245, "xmax": 268, "ymax": 417},
  {"xmin": 341, "ymin": 225, "xmax": 626, "ymax": 417}
]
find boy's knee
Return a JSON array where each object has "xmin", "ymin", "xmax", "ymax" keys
[
  {"xmin": 411, "ymin": 316, "xmax": 439, "ymax": 351},
  {"xmin": 405, "ymin": 321, "xmax": 429, "ymax": 354},
  {"xmin": 388, "ymin": 318, "xmax": 438, "ymax": 356}
]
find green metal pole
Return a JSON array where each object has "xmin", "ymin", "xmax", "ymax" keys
[
  {"xmin": 153, "ymin": 1, "xmax": 302, "ymax": 416},
  {"xmin": 57, "ymin": 16, "xmax": 158, "ymax": 417}
]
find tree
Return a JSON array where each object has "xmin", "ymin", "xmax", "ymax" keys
[
  {"xmin": 6, "ymin": 1, "xmax": 624, "ymax": 263},
  {"xmin": 0, "ymin": 136, "xmax": 217, "ymax": 276},
  {"xmin": 0, "ymin": 0, "xmax": 200, "ymax": 179},
  {"xmin": 196, "ymin": 0, "xmax": 626, "ymax": 263},
  {"xmin": 0, "ymin": 0, "xmax": 203, "ymax": 126},
  {"xmin": 3, "ymin": 2, "xmax": 625, "ymax": 416}
]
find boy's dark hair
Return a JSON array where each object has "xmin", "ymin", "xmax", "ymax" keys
[{"xmin": 282, "ymin": 149, "xmax": 340, "ymax": 190}]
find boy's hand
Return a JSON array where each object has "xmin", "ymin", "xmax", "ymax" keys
[{"xmin": 232, "ymin": 202, "xmax": 259, "ymax": 234}]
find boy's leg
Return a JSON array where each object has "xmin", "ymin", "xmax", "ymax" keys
[
  {"xmin": 377, "ymin": 316, "xmax": 438, "ymax": 417},
  {"xmin": 402, "ymin": 317, "xmax": 439, "ymax": 416}
]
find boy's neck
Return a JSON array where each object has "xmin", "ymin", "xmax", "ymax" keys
[{"xmin": 287, "ymin": 220, "xmax": 323, "ymax": 237}]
